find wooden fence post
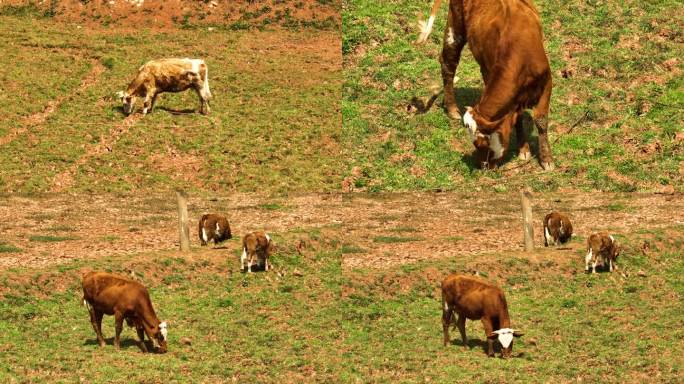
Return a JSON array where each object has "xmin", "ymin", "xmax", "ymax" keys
[
  {"xmin": 176, "ymin": 190, "xmax": 190, "ymax": 252},
  {"xmin": 520, "ymin": 190, "xmax": 534, "ymax": 252}
]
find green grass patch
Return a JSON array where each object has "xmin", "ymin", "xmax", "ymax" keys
[
  {"xmin": 28, "ymin": 235, "xmax": 77, "ymax": 242},
  {"xmin": 373, "ymin": 236, "xmax": 423, "ymax": 243},
  {"xmin": 0, "ymin": 241, "xmax": 21, "ymax": 253}
]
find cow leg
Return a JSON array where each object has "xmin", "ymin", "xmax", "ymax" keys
[
  {"xmin": 481, "ymin": 318, "xmax": 495, "ymax": 357},
  {"xmin": 456, "ymin": 314, "xmax": 468, "ymax": 349},
  {"xmin": 195, "ymin": 88, "xmax": 210, "ymax": 115},
  {"xmin": 533, "ymin": 77, "xmax": 554, "ymax": 170},
  {"xmin": 515, "ymin": 113, "xmax": 532, "ymax": 160},
  {"xmin": 136, "ymin": 325, "xmax": 148, "ymax": 353},
  {"xmin": 149, "ymin": 93, "xmax": 159, "ymax": 113},
  {"xmin": 90, "ymin": 309, "xmax": 106, "ymax": 348},
  {"xmin": 247, "ymin": 255, "xmax": 253, "ymax": 273},
  {"xmin": 142, "ymin": 94, "xmax": 153, "ymax": 115},
  {"xmin": 114, "ymin": 311, "xmax": 124, "ymax": 350},
  {"xmin": 265, "ymin": 258, "xmax": 269, "ymax": 272},
  {"xmin": 440, "ymin": 4, "xmax": 466, "ymax": 120},
  {"xmin": 442, "ymin": 303, "xmax": 453, "ymax": 347}
]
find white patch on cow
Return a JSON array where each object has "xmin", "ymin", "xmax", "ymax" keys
[
  {"xmin": 159, "ymin": 321, "xmax": 168, "ymax": 341},
  {"xmin": 544, "ymin": 226, "xmax": 551, "ymax": 245},
  {"xmin": 215, "ymin": 222, "xmax": 221, "ymax": 236},
  {"xmin": 444, "ymin": 301, "xmax": 449, "ymax": 311},
  {"xmin": 446, "ymin": 27, "xmax": 455, "ymax": 45},
  {"xmin": 494, "ymin": 328, "xmax": 514, "ymax": 348},
  {"xmin": 152, "ymin": 339, "xmax": 160, "ymax": 348},
  {"xmin": 559, "ymin": 220, "xmax": 564, "ymax": 235},
  {"xmin": 241, "ymin": 247, "xmax": 247, "ymax": 270},
  {"xmin": 463, "ymin": 108, "xmax": 477, "ymax": 141},
  {"xmin": 585, "ymin": 249, "xmax": 593, "ymax": 270},
  {"xmin": 142, "ymin": 107, "xmax": 148, "ymax": 115},
  {"xmin": 609, "ymin": 235, "xmax": 615, "ymax": 243},
  {"xmin": 489, "ymin": 132, "xmax": 505, "ymax": 159},
  {"xmin": 265, "ymin": 233, "xmax": 271, "ymax": 243},
  {"xmin": 83, "ymin": 299, "xmax": 91, "ymax": 310},
  {"xmin": 116, "ymin": 90, "xmax": 125, "ymax": 100},
  {"xmin": 201, "ymin": 227, "xmax": 208, "ymax": 243}
]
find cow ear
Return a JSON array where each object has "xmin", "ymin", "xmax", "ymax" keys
[
  {"xmin": 513, "ymin": 330, "xmax": 524, "ymax": 337},
  {"xmin": 488, "ymin": 331, "xmax": 498, "ymax": 339}
]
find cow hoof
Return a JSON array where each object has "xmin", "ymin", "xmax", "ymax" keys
[
  {"xmin": 445, "ymin": 106, "xmax": 460, "ymax": 120},
  {"xmin": 518, "ymin": 151, "xmax": 531, "ymax": 161},
  {"xmin": 541, "ymin": 161, "xmax": 555, "ymax": 171}
]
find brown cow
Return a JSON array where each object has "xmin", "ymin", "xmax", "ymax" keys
[
  {"xmin": 543, "ymin": 211, "xmax": 573, "ymax": 247},
  {"xmin": 441, "ymin": 274, "xmax": 523, "ymax": 358},
  {"xmin": 117, "ymin": 58, "xmax": 211, "ymax": 116},
  {"xmin": 432, "ymin": 0, "xmax": 553, "ymax": 170},
  {"xmin": 241, "ymin": 231, "xmax": 274, "ymax": 273},
  {"xmin": 198, "ymin": 213, "xmax": 232, "ymax": 246},
  {"xmin": 82, "ymin": 271, "xmax": 168, "ymax": 353},
  {"xmin": 585, "ymin": 232, "xmax": 620, "ymax": 273}
]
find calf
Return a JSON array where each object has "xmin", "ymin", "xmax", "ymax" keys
[
  {"xmin": 427, "ymin": 0, "xmax": 553, "ymax": 170},
  {"xmin": 585, "ymin": 232, "xmax": 620, "ymax": 273},
  {"xmin": 198, "ymin": 213, "xmax": 232, "ymax": 246},
  {"xmin": 441, "ymin": 274, "xmax": 523, "ymax": 358},
  {"xmin": 241, "ymin": 231, "xmax": 274, "ymax": 273},
  {"xmin": 82, "ymin": 271, "xmax": 168, "ymax": 353},
  {"xmin": 117, "ymin": 58, "xmax": 212, "ymax": 116},
  {"xmin": 543, "ymin": 212, "xmax": 573, "ymax": 247}
]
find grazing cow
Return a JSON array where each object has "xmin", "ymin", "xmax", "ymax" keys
[
  {"xmin": 441, "ymin": 274, "xmax": 523, "ymax": 358},
  {"xmin": 117, "ymin": 58, "xmax": 212, "ymax": 116},
  {"xmin": 543, "ymin": 211, "xmax": 573, "ymax": 247},
  {"xmin": 241, "ymin": 231, "xmax": 274, "ymax": 273},
  {"xmin": 424, "ymin": 0, "xmax": 553, "ymax": 170},
  {"xmin": 585, "ymin": 232, "xmax": 620, "ymax": 273},
  {"xmin": 82, "ymin": 271, "xmax": 168, "ymax": 353},
  {"xmin": 198, "ymin": 213, "xmax": 232, "ymax": 246}
]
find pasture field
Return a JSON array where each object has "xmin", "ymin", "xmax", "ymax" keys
[
  {"xmin": 343, "ymin": 0, "xmax": 683, "ymax": 193},
  {"xmin": 0, "ymin": 10, "xmax": 341, "ymax": 195},
  {"xmin": 1, "ymin": 191, "xmax": 683, "ymax": 382}
]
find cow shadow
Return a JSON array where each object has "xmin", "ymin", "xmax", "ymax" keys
[
  {"xmin": 83, "ymin": 337, "xmax": 141, "ymax": 350},
  {"xmin": 408, "ymin": 87, "xmax": 481, "ymax": 115},
  {"xmin": 451, "ymin": 337, "xmax": 514, "ymax": 357},
  {"xmin": 158, "ymin": 107, "xmax": 197, "ymax": 115}
]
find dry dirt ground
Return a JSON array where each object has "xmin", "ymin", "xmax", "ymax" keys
[
  {"xmin": 1, "ymin": 191, "xmax": 681, "ymax": 270},
  {"xmin": 2, "ymin": 0, "xmax": 339, "ymax": 29}
]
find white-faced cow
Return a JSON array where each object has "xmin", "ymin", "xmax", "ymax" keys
[
  {"xmin": 419, "ymin": 0, "xmax": 554, "ymax": 170},
  {"xmin": 117, "ymin": 58, "xmax": 211, "ymax": 116},
  {"xmin": 441, "ymin": 274, "xmax": 523, "ymax": 358},
  {"xmin": 82, "ymin": 271, "xmax": 168, "ymax": 353}
]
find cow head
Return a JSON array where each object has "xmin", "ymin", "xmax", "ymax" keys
[
  {"xmin": 147, "ymin": 320, "xmax": 168, "ymax": 353},
  {"xmin": 117, "ymin": 90, "xmax": 136, "ymax": 115},
  {"xmin": 488, "ymin": 328, "xmax": 524, "ymax": 358},
  {"xmin": 463, "ymin": 107, "xmax": 512, "ymax": 169}
]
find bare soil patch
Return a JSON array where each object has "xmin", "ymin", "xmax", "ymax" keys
[
  {"xmin": 2, "ymin": 0, "xmax": 340, "ymax": 30},
  {"xmin": 0, "ymin": 191, "xmax": 681, "ymax": 271}
]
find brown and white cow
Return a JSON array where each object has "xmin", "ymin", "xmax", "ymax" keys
[
  {"xmin": 442, "ymin": 274, "xmax": 523, "ymax": 358},
  {"xmin": 241, "ymin": 231, "xmax": 274, "ymax": 273},
  {"xmin": 198, "ymin": 213, "xmax": 232, "ymax": 246},
  {"xmin": 423, "ymin": 0, "xmax": 554, "ymax": 170},
  {"xmin": 585, "ymin": 232, "xmax": 620, "ymax": 273},
  {"xmin": 117, "ymin": 58, "xmax": 211, "ymax": 116},
  {"xmin": 543, "ymin": 211, "xmax": 573, "ymax": 247},
  {"xmin": 82, "ymin": 271, "xmax": 168, "ymax": 353}
]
